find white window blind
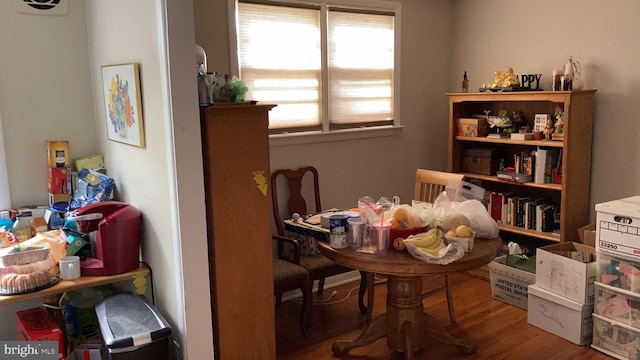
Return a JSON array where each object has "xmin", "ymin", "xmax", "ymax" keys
[{"xmin": 236, "ymin": 0, "xmax": 397, "ymax": 134}]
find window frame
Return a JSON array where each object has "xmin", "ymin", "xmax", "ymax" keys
[{"xmin": 228, "ymin": 0, "xmax": 402, "ymax": 146}]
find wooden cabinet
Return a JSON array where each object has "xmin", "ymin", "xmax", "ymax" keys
[
  {"xmin": 200, "ymin": 104, "xmax": 277, "ymax": 360},
  {"xmin": 446, "ymin": 91, "xmax": 596, "ymax": 245}
]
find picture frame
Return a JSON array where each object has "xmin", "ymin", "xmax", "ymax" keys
[
  {"xmin": 533, "ymin": 113, "xmax": 550, "ymax": 132},
  {"xmin": 101, "ymin": 63, "xmax": 145, "ymax": 148}
]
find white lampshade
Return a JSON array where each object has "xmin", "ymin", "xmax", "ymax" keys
[{"xmin": 195, "ymin": 44, "xmax": 207, "ymax": 72}]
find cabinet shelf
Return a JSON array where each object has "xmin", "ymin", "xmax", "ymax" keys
[
  {"xmin": 497, "ymin": 223, "xmax": 561, "ymax": 242},
  {"xmin": 0, "ymin": 264, "xmax": 150, "ymax": 307},
  {"xmin": 447, "ymin": 90, "xmax": 596, "ymax": 244},
  {"xmin": 460, "ymin": 173, "xmax": 562, "ymax": 191},
  {"xmin": 455, "ymin": 136, "xmax": 564, "ymax": 148}
]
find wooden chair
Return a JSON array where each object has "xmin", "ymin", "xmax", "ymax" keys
[
  {"xmin": 272, "ymin": 234, "xmax": 312, "ymax": 334},
  {"xmin": 271, "ymin": 166, "xmax": 371, "ymax": 320},
  {"xmin": 415, "ymin": 168, "xmax": 465, "ymax": 324}
]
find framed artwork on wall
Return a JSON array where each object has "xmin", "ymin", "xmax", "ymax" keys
[{"xmin": 101, "ymin": 63, "xmax": 145, "ymax": 148}]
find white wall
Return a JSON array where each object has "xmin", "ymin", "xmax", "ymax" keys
[
  {"xmin": 85, "ymin": 0, "xmax": 212, "ymax": 359},
  {"xmin": 451, "ymin": 0, "xmax": 640, "ymax": 217},
  {"xmin": 0, "ymin": 0, "xmax": 97, "ymax": 208}
]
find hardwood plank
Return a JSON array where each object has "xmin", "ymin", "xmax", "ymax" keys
[{"xmin": 275, "ymin": 273, "xmax": 608, "ymax": 360}]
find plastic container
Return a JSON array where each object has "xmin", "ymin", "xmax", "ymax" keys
[
  {"xmin": 594, "ymin": 282, "xmax": 640, "ymax": 328},
  {"xmin": 596, "ymin": 250, "xmax": 640, "ymax": 295},
  {"xmin": 592, "ymin": 313, "xmax": 640, "ymax": 359},
  {"xmin": 11, "ymin": 215, "xmax": 32, "ymax": 242},
  {"xmin": 0, "ymin": 257, "xmax": 55, "ymax": 294}
]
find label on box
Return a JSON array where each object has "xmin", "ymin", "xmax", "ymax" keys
[
  {"xmin": 596, "ymin": 196, "xmax": 640, "ymax": 256},
  {"xmin": 45, "ymin": 140, "xmax": 70, "ymax": 169}
]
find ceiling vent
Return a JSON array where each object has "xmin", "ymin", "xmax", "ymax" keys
[{"xmin": 17, "ymin": 0, "xmax": 68, "ymax": 15}]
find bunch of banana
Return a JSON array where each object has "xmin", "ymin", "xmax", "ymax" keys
[{"xmin": 409, "ymin": 228, "xmax": 445, "ymax": 256}]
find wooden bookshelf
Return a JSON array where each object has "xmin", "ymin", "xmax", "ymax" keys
[{"xmin": 447, "ymin": 90, "xmax": 596, "ymax": 244}]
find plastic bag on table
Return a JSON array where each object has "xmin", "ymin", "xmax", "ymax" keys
[
  {"xmin": 432, "ymin": 192, "xmax": 499, "ymax": 239},
  {"xmin": 404, "ymin": 236, "xmax": 464, "ymax": 265}
]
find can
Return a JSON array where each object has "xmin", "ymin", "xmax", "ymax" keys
[{"xmin": 329, "ymin": 214, "xmax": 348, "ymax": 249}]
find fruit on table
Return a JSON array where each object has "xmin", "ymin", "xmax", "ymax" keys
[
  {"xmin": 408, "ymin": 228, "xmax": 446, "ymax": 256},
  {"xmin": 442, "ymin": 213, "xmax": 471, "ymax": 232},
  {"xmin": 393, "ymin": 237, "xmax": 406, "ymax": 251},
  {"xmin": 455, "ymin": 225, "xmax": 474, "ymax": 238}
]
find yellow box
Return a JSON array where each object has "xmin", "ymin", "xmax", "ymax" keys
[
  {"xmin": 74, "ymin": 154, "xmax": 104, "ymax": 172},
  {"xmin": 456, "ymin": 117, "xmax": 489, "ymax": 137},
  {"xmin": 45, "ymin": 140, "xmax": 70, "ymax": 168},
  {"xmin": 48, "ymin": 193, "xmax": 71, "ymax": 207}
]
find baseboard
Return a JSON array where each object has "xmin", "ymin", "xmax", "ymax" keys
[{"xmin": 281, "ymin": 270, "xmax": 361, "ymax": 302}]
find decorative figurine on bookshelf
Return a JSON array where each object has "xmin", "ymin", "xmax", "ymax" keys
[
  {"xmin": 552, "ymin": 105, "xmax": 565, "ymax": 141},
  {"xmin": 485, "ymin": 109, "xmax": 513, "ymax": 138},
  {"xmin": 543, "ymin": 119, "xmax": 554, "ymax": 141}
]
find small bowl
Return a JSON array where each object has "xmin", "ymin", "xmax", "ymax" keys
[{"xmin": 445, "ymin": 233, "xmax": 475, "ymax": 252}]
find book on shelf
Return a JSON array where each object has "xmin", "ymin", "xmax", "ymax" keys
[
  {"xmin": 511, "ymin": 132, "xmax": 534, "ymax": 140},
  {"xmin": 487, "ymin": 133, "xmax": 509, "ymax": 138},
  {"xmin": 533, "ymin": 147, "xmax": 562, "ymax": 184},
  {"xmin": 496, "ymin": 171, "xmax": 533, "ymax": 183}
]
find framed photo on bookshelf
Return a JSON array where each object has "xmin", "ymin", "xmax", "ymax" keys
[{"xmin": 534, "ymin": 114, "xmax": 549, "ymax": 132}]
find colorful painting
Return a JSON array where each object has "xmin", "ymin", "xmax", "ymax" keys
[{"xmin": 101, "ymin": 63, "xmax": 145, "ymax": 147}]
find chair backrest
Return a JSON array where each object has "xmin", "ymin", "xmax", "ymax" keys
[
  {"xmin": 414, "ymin": 169, "xmax": 465, "ymax": 203},
  {"xmin": 271, "ymin": 166, "xmax": 322, "ymax": 236}
]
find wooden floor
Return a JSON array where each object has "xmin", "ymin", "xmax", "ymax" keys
[{"xmin": 275, "ymin": 272, "xmax": 610, "ymax": 360}]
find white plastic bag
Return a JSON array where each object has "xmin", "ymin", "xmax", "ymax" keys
[{"xmin": 451, "ymin": 200, "xmax": 499, "ymax": 239}]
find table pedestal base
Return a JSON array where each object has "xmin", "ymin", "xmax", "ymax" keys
[{"xmin": 331, "ymin": 276, "xmax": 478, "ymax": 360}]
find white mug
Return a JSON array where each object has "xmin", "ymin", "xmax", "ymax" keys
[{"xmin": 59, "ymin": 256, "xmax": 81, "ymax": 280}]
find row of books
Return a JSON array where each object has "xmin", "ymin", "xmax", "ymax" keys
[
  {"xmin": 488, "ymin": 192, "xmax": 560, "ymax": 233},
  {"xmin": 497, "ymin": 147, "xmax": 563, "ymax": 184}
]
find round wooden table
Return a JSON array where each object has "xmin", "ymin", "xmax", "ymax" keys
[{"xmin": 317, "ymin": 236, "xmax": 501, "ymax": 360}]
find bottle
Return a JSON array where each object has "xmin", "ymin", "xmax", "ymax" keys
[
  {"xmin": 11, "ymin": 214, "xmax": 32, "ymax": 242},
  {"xmin": 197, "ymin": 63, "xmax": 210, "ymax": 106},
  {"xmin": 562, "ymin": 56, "xmax": 576, "ymax": 91}
]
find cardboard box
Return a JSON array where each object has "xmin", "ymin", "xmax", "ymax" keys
[
  {"xmin": 49, "ymin": 193, "xmax": 71, "ymax": 207},
  {"xmin": 578, "ymin": 223, "xmax": 596, "ymax": 247},
  {"xmin": 488, "ymin": 255, "xmax": 535, "ymax": 310},
  {"xmin": 595, "ymin": 196, "xmax": 640, "ymax": 257},
  {"xmin": 48, "ymin": 167, "xmax": 71, "ymax": 194},
  {"xmin": 46, "ymin": 140, "xmax": 70, "ymax": 168},
  {"xmin": 16, "ymin": 307, "xmax": 65, "ymax": 357},
  {"xmin": 535, "ymin": 242, "xmax": 596, "ymax": 304},
  {"xmin": 456, "ymin": 117, "xmax": 489, "ymax": 137},
  {"xmin": 527, "ymin": 284, "xmax": 593, "ymax": 345},
  {"xmin": 74, "ymin": 154, "xmax": 104, "ymax": 172}
]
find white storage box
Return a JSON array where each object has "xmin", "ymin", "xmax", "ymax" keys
[
  {"xmin": 527, "ymin": 284, "xmax": 593, "ymax": 345},
  {"xmin": 596, "ymin": 250, "xmax": 640, "ymax": 295},
  {"xmin": 592, "ymin": 313, "xmax": 640, "ymax": 360},
  {"xmin": 489, "ymin": 255, "xmax": 535, "ymax": 310},
  {"xmin": 595, "ymin": 196, "xmax": 640, "ymax": 257},
  {"xmin": 594, "ymin": 282, "xmax": 640, "ymax": 328},
  {"xmin": 535, "ymin": 242, "xmax": 596, "ymax": 304}
]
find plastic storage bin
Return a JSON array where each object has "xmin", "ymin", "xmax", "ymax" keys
[
  {"xmin": 594, "ymin": 282, "xmax": 640, "ymax": 328},
  {"xmin": 596, "ymin": 250, "xmax": 640, "ymax": 295},
  {"xmin": 95, "ymin": 292, "xmax": 172, "ymax": 360},
  {"xmin": 592, "ymin": 313, "xmax": 640, "ymax": 360}
]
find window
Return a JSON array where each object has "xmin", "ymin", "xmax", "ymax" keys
[{"xmin": 231, "ymin": 0, "xmax": 400, "ymax": 136}]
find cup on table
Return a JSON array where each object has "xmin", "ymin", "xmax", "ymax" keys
[
  {"xmin": 372, "ymin": 221, "xmax": 392, "ymax": 255},
  {"xmin": 59, "ymin": 256, "xmax": 81, "ymax": 280},
  {"xmin": 347, "ymin": 216, "xmax": 365, "ymax": 249},
  {"xmin": 329, "ymin": 214, "xmax": 349, "ymax": 249}
]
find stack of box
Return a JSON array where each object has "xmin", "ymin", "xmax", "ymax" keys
[
  {"xmin": 527, "ymin": 241, "xmax": 596, "ymax": 345},
  {"xmin": 591, "ymin": 196, "xmax": 640, "ymax": 359},
  {"xmin": 46, "ymin": 140, "xmax": 71, "ymax": 207}
]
